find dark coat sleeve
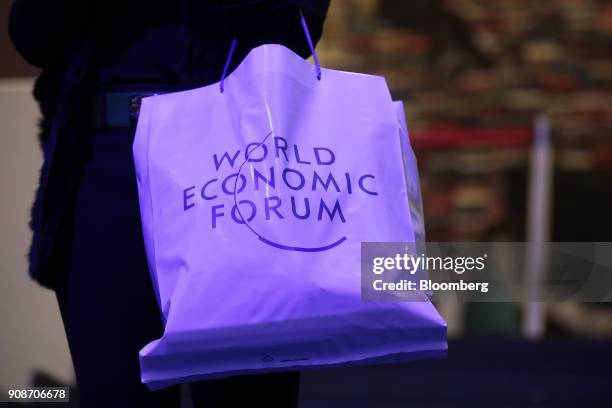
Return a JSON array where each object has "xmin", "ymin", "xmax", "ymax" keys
[{"xmin": 8, "ymin": 0, "xmax": 84, "ymax": 67}]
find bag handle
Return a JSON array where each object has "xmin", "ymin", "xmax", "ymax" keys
[
  {"xmin": 220, "ymin": 38, "xmax": 238, "ymax": 93},
  {"xmin": 300, "ymin": 9, "xmax": 322, "ymax": 81},
  {"xmin": 220, "ymin": 8, "xmax": 322, "ymax": 93}
]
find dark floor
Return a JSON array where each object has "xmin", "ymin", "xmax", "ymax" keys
[
  {"xmin": 8, "ymin": 339, "xmax": 612, "ymax": 407},
  {"xmin": 299, "ymin": 339, "xmax": 612, "ymax": 408}
]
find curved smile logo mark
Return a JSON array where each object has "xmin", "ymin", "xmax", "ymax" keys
[{"xmin": 232, "ymin": 131, "xmax": 348, "ymax": 253}]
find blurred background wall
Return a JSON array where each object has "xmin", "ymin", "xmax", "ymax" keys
[{"xmin": 317, "ymin": 0, "xmax": 612, "ymax": 338}]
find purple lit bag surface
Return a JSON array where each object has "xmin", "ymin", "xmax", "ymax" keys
[{"xmin": 133, "ymin": 44, "xmax": 446, "ymax": 390}]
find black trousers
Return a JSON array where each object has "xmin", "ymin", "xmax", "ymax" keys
[{"xmin": 54, "ymin": 126, "xmax": 300, "ymax": 407}]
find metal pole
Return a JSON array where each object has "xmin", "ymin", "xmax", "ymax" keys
[{"xmin": 523, "ymin": 114, "xmax": 554, "ymax": 339}]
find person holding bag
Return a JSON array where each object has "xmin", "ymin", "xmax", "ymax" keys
[{"xmin": 9, "ymin": 1, "xmax": 329, "ymax": 406}]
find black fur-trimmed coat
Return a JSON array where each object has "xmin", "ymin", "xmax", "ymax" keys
[
  {"xmin": 28, "ymin": 45, "xmax": 95, "ymax": 289},
  {"xmin": 9, "ymin": 0, "xmax": 97, "ymax": 289}
]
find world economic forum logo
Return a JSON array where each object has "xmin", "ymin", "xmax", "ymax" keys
[{"xmin": 182, "ymin": 132, "xmax": 380, "ymax": 252}]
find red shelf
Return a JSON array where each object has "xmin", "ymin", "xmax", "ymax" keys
[{"xmin": 411, "ymin": 127, "xmax": 532, "ymax": 150}]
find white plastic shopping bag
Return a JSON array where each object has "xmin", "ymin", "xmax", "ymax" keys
[{"xmin": 133, "ymin": 43, "xmax": 446, "ymax": 390}]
